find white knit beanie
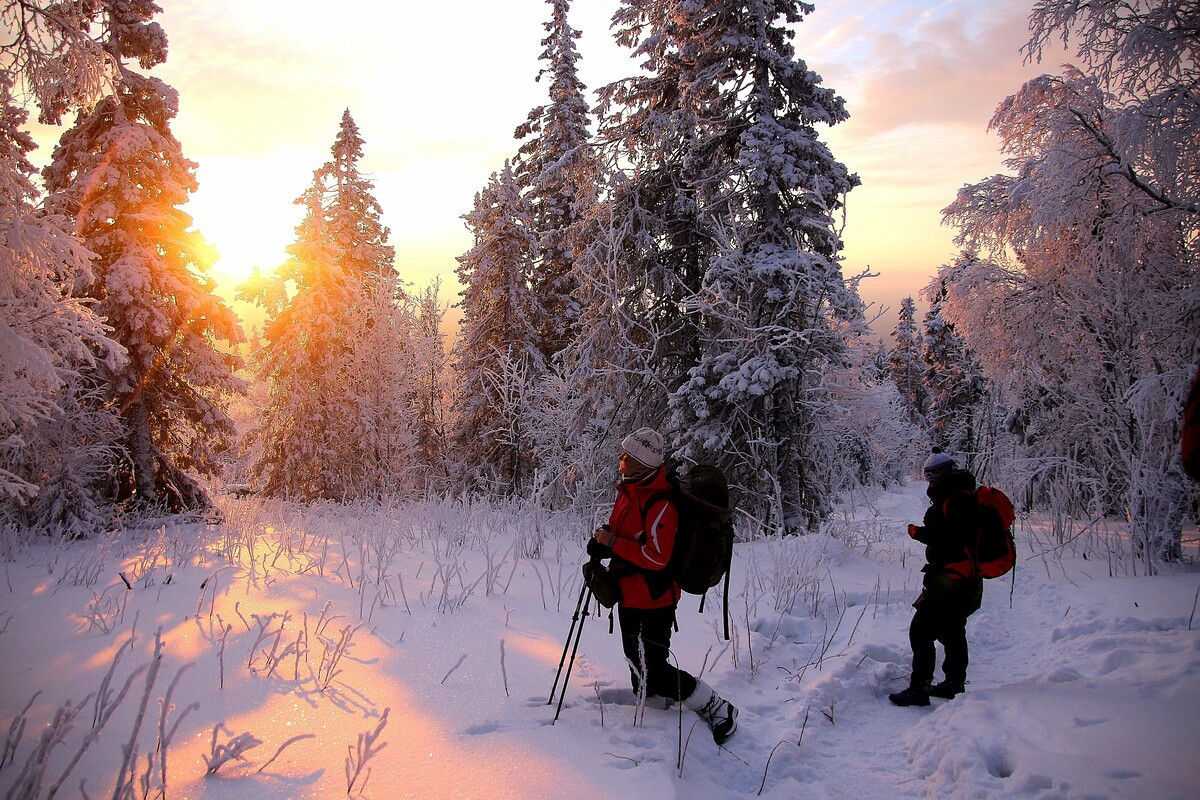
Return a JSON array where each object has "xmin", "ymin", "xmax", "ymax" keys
[
  {"xmin": 621, "ymin": 427, "xmax": 664, "ymax": 468},
  {"xmin": 922, "ymin": 451, "xmax": 956, "ymax": 481}
]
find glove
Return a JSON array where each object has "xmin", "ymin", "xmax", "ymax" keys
[
  {"xmin": 907, "ymin": 524, "xmax": 920, "ymax": 539},
  {"xmin": 592, "ymin": 525, "xmax": 616, "ymax": 549},
  {"xmin": 586, "ymin": 537, "xmax": 613, "ymax": 559}
]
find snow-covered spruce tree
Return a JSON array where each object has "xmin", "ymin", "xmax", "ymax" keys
[
  {"xmin": 450, "ymin": 162, "xmax": 544, "ymax": 496},
  {"xmin": 513, "ymin": 0, "xmax": 599, "ymax": 363},
  {"xmin": 921, "ymin": 276, "xmax": 987, "ymax": 471},
  {"xmin": 245, "ymin": 188, "xmax": 348, "ymax": 500},
  {"xmin": 889, "ymin": 296, "xmax": 927, "ymax": 428},
  {"xmin": 0, "ymin": 72, "xmax": 122, "ymax": 521},
  {"xmin": 41, "ymin": 3, "xmax": 244, "ymax": 513},
  {"xmin": 248, "ymin": 112, "xmax": 416, "ymax": 500},
  {"xmin": 579, "ymin": 1, "xmax": 728, "ymax": 438},
  {"xmin": 942, "ymin": 33, "xmax": 1197, "ymax": 562},
  {"xmin": 596, "ymin": 0, "xmax": 860, "ymax": 534}
]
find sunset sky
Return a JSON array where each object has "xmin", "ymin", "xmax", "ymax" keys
[{"xmin": 34, "ymin": 0, "xmax": 1064, "ymax": 335}]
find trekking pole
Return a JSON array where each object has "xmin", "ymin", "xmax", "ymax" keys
[
  {"xmin": 548, "ymin": 554, "xmax": 600, "ymax": 706},
  {"xmin": 553, "ymin": 583, "xmax": 593, "ymax": 723}
]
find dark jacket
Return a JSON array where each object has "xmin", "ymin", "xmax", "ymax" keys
[
  {"xmin": 909, "ymin": 469, "xmax": 984, "ymax": 613},
  {"xmin": 606, "ymin": 466, "xmax": 681, "ymax": 610}
]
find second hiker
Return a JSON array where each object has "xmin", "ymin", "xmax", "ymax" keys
[
  {"xmin": 890, "ymin": 450, "xmax": 985, "ymax": 707},
  {"xmin": 589, "ymin": 427, "xmax": 739, "ymax": 744}
]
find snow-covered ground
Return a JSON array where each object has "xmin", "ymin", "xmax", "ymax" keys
[{"xmin": 2, "ymin": 484, "xmax": 1198, "ymax": 799}]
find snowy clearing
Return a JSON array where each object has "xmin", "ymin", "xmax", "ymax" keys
[{"xmin": 2, "ymin": 483, "xmax": 1198, "ymax": 799}]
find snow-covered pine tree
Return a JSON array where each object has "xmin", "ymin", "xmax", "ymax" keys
[
  {"xmin": 0, "ymin": 72, "xmax": 122, "ymax": 517},
  {"xmin": 513, "ymin": 0, "xmax": 598, "ymax": 363},
  {"xmin": 582, "ymin": 0, "xmax": 725, "ymax": 429},
  {"xmin": 920, "ymin": 275, "xmax": 987, "ymax": 473},
  {"xmin": 943, "ymin": 11, "xmax": 1198, "ymax": 561},
  {"xmin": 249, "ymin": 112, "xmax": 415, "ymax": 500},
  {"xmin": 600, "ymin": 0, "xmax": 860, "ymax": 533},
  {"xmin": 451, "ymin": 162, "xmax": 543, "ymax": 496},
  {"xmin": 889, "ymin": 296, "xmax": 927, "ymax": 427},
  {"xmin": 247, "ymin": 187, "xmax": 350, "ymax": 500},
  {"xmin": 41, "ymin": 2, "xmax": 244, "ymax": 512},
  {"xmin": 319, "ymin": 112, "xmax": 416, "ymax": 498}
]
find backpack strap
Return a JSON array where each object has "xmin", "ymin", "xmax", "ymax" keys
[
  {"xmin": 639, "ymin": 489, "xmax": 674, "ymax": 541},
  {"xmin": 721, "ymin": 552, "xmax": 731, "ymax": 641}
]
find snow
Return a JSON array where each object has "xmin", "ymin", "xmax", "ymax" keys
[{"xmin": 2, "ymin": 484, "xmax": 1198, "ymax": 799}]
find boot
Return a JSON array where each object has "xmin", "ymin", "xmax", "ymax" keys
[
  {"xmin": 888, "ymin": 684, "xmax": 930, "ymax": 707},
  {"xmin": 929, "ymin": 680, "xmax": 964, "ymax": 699},
  {"xmin": 685, "ymin": 679, "xmax": 738, "ymax": 745}
]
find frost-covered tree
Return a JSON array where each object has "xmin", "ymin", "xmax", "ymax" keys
[
  {"xmin": 451, "ymin": 162, "xmax": 544, "ymax": 495},
  {"xmin": 248, "ymin": 112, "xmax": 416, "ymax": 500},
  {"xmin": 513, "ymin": 0, "xmax": 598, "ymax": 362},
  {"xmin": 414, "ymin": 280, "xmax": 451, "ymax": 494},
  {"xmin": 921, "ymin": 275, "xmax": 986, "ymax": 470},
  {"xmin": 889, "ymin": 296, "xmax": 927, "ymax": 427},
  {"xmin": 593, "ymin": 0, "xmax": 860, "ymax": 533},
  {"xmin": 824, "ymin": 343, "xmax": 918, "ymax": 493},
  {"xmin": 581, "ymin": 0, "xmax": 726, "ymax": 424},
  {"xmin": 1024, "ymin": 0, "xmax": 1198, "ymax": 216},
  {"xmin": 352, "ymin": 280, "xmax": 421, "ymax": 498},
  {"xmin": 22, "ymin": 377, "xmax": 123, "ymax": 536},
  {"xmin": 0, "ymin": 72, "xmax": 121, "ymax": 516},
  {"xmin": 942, "ymin": 4, "xmax": 1198, "ymax": 561},
  {"xmin": 527, "ymin": 358, "xmax": 607, "ymax": 513},
  {"xmin": 0, "ymin": 0, "xmax": 116, "ymax": 125},
  {"xmin": 41, "ymin": 2, "xmax": 244, "ymax": 512}
]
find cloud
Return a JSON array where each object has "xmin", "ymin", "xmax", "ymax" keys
[{"xmin": 829, "ymin": 4, "xmax": 1048, "ymax": 137}]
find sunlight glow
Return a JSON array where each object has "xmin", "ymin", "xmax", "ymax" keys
[{"xmin": 185, "ymin": 156, "xmax": 307, "ymax": 292}]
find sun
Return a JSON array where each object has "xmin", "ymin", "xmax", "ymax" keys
[{"xmin": 185, "ymin": 156, "xmax": 306, "ymax": 297}]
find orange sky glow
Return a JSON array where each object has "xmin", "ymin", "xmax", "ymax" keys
[{"xmin": 29, "ymin": 0, "xmax": 1062, "ymax": 337}]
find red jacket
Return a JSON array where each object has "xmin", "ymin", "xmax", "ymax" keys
[{"xmin": 606, "ymin": 467, "xmax": 680, "ymax": 609}]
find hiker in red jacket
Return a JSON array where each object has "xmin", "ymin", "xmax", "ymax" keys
[
  {"xmin": 589, "ymin": 427, "xmax": 738, "ymax": 744},
  {"xmin": 890, "ymin": 451, "xmax": 985, "ymax": 707}
]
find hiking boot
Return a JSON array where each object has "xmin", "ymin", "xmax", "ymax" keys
[
  {"xmin": 888, "ymin": 685, "xmax": 930, "ymax": 707},
  {"xmin": 929, "ymin": 680, "xmax": 964, "ymax": 699},
  {"xmin": 685, "ymin": 679, "xmax": 739, "ymax": 744}
]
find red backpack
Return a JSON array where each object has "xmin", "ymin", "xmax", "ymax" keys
[{"xmin": 973, "ymin": 486, "xmax": 1016, "ymax": 579}]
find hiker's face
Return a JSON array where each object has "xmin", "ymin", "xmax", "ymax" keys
[{"xmin": 619, "ymin": 451, "xmax": 653, "ymax": 482}]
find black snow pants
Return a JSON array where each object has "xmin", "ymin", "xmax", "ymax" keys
[
  {"xmin": 908, "ymin": 582, "xmax": 981, "ymax": 688},
  {"xmin": 617, "ymin": 604, "xmax": 697, "ymax": 702}
]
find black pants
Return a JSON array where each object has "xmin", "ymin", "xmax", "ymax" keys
[
  {"xmin": 617, "ymin": 604, "xmax": 697, "ymax": 701},
  {"xmin": 909, "ymin": 595, "xmax": 971, "ymax": 688}
]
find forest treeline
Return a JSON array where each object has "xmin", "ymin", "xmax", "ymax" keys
[{"xmin": 1, "ymin": 1, "xmax": 1196, "ymax": 565}]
